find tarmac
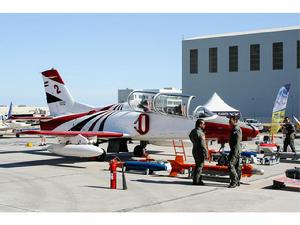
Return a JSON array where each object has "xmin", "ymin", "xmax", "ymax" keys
[{"xmin": 0, "ymin": 134, "xmax": 299, "ymax": 212}]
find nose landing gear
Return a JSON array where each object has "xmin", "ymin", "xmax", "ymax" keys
[{"xmin": 133, "ymin": 141, "xmax": 148, "ymax": 157}]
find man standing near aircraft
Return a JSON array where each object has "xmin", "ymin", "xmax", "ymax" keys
[
  {"xmin": 228, "ymin": 115, "xmax": 242, "ymax": 188},
  {"xmin": 282, "ymin": 117, "xmax": 296, "ymax": 153},
  {"xmin": 189, "ymin": 119, "xmax": 208, "ymax": 185}
]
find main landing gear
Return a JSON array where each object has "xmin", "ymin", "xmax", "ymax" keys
[
  {"xmin": 133, "ymin": 141, "xmax": 148, "ymax": 157},
  {"xmin": 96, "ymin": 149, "xmax": 106, "ymax": 161}
]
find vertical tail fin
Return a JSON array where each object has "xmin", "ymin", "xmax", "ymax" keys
[
  {"xmin": 7, "ymin": 102, "xmax": 13, "ymax": 119},
  {"xmin": 41, "ymin": 68, "xmax": 93, "ymax": 116}
]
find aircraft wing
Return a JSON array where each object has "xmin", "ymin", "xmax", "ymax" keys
[
  {"xmin": 20, "ymin": 130, "xmax": 131, "ymax": 138},
  {"xmin": 9, "ymin": 116, "xmax": 53, "ymax": 121}
]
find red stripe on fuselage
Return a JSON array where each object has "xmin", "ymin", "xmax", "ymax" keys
[
  {"xmin": 40, "ymin": 109, "xmax": 110, "ymax": 131},
  {"xmin": 100, "ymin": 104, "xmax": 115, "ymax": 111},
  {"xmin": 242, "ymin": 125, "xmax": 259, "ymax": 140}
]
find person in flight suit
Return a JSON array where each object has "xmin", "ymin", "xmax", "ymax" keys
[
  {"xmin": 282, "ymin": 117, "xmax": 296, "ymax": 153},
  {"xmin": 189, "ymin": 119, "xmax": 208, "ymax": 185},
  {"xmin": 228, "ymin": 115, "xmax": 242, "ymax": 188}
]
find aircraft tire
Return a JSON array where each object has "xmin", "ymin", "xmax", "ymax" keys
[
  {"xmin": 96, "ymin": 149, "xmax": 107, "ymax": 161},
  {"xmin": 133, "ymin": 145, "xmax": 145, "ymax": 157}
]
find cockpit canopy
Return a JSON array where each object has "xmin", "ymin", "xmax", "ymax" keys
[
  {"xmin": 127, "ymin": 91, "xmax": 157, "ymax": 112},
  {"xmin": 127, "ymin": 91, "xmax": 215, "ymax": 119}
]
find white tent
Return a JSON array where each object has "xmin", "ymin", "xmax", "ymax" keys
[{"xmin": 203, "ymin": 92, "xmax": 240, "ymax": 117}]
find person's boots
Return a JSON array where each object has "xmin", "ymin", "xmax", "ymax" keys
[
  {"xmin": 198, "ymin": 180, "xmax": 205, "ymax": 185},
  {"xmin": 228, "ymin": 182, "xmax": 237, "ymax": 188}
]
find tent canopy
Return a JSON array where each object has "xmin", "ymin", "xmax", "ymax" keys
[{"xmin": 203, "ymin": 92, "xmax": 239, "ymax": 113}]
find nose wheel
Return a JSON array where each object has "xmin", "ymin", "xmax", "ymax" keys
[
  {"xmin": 133, "ymin": 145, "xmax": 146, "ymax": 157},
  {"xmin": 133, "ymin": 141, "xmax": 148, "ymax": 157}
]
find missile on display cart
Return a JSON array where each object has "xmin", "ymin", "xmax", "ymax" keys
[{"xmin": 168, "ymin": 155, "xmax": 264, "ymax": 177}]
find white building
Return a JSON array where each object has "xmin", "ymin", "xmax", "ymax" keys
[{"xmin": 182, "ymin": 26, "xmax": 300, "ymax": 122}]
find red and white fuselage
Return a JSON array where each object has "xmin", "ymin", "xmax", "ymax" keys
[
  {"xmin": 39, "ymin": 108, "xmax": 258, "ymax": 145},
  {"xmin": 21, "ymin": 68, "xmax": 259, "ymax": 158}
]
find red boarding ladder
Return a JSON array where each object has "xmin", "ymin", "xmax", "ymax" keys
[{"xmin": 172, "ymin": 140, "xmax": 186, "ymax": 161}]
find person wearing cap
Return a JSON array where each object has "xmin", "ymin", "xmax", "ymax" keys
[
  {"xmin": 282, "ymin": 117, "xmax": 296, "ymax": 153},
  {"xmin": 228, "ymin": 115, "xmax": 242, "ymax": 188},
  {"xmin": 189, "ymin": 119, "xmax": 208, "ymax": 185}
]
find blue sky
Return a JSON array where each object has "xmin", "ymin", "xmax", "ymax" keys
[{"xmin": 0, "ymin": 13, "xmax": 299, "ymax": 106}]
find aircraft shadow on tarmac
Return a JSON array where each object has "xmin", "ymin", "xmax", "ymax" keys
[
  {"xmin": 84, "ymin": 185, "xmax": 112, "ymax": 190},
  {"xmin": 0, "ymin": 149, "xmax": 53, "ymax": 156},
  {"xmin": 0, "ymin": 155, "xmax": 88, "ymax": 169},
  {"xmin": 131, "ymin": 178, "xmax": 228, "ymax": 188},
  {"xmin": 104, "ymin": 151, "xmax": 168, "ymax": 162},
  {"xmin": 104, "ymin": 153, "xmax": 134, "ymax": 161},
  {"xmin": 279, "ymin": 159, "xmax": 300, "ymax": 164},
  {"xmin": 262, "ymin": 185, "xmax": 300, "ymax": 193},
  {"xmin": 144, "ymin": 150, "xmax": 173, "ymax": 156},
  {"xmin": 0, "ymin": 149, "xmax": 161, "ymax": 169},
  {"xmin": 0, "ymin": 148, "xmax": 89, "ymax": 168}
]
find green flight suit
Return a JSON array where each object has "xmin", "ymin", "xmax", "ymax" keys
[
  {"xmin": 283, "ymin": 122, "xmax": 296, "ymax": 153},
  {"xmin": 228, "ymin": 125, "xmax": 242, "ymax": 186},
  {"xmin": 189, "ymin": 128, "xmax": 208, "ymax": 184}
]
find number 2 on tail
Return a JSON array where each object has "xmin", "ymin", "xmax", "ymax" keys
[{"xmin": 54, "ymin": 85, "xmax": 61, "ymax": 94}]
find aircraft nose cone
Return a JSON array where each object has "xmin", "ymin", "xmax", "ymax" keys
[
  {"xmin": 247, "ymin": 124, "xmax": 259, "ymax": 137},
  {"xmin": 242, "ymin": 123, "xmax": 259, "ymax": 141},
  {"xmin": 253, "ymin": 126, "xmax": 260, "ymax": 137}
]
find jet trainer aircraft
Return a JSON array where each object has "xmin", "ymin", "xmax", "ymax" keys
[{"xmin": 21, "ymin": 69, "xmax": 259, "ymax": 159}]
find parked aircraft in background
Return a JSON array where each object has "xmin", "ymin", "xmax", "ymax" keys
[
  {"xmin": 21, "ymin": 68, "xmax": 259, "ymax": 159},
  {"xmin": 0, "ymin": 102, "xmax": 31, "ymax": 135}
]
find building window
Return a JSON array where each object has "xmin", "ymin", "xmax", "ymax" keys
[
  {"xmin": 273, "ymin": 42, "xmax": 283, "ymax": 70},
  {"xmin": 297, "ymin": 40, "xmax": 300, "ymax": 69},
  {"xmin": 190, "ymin": 49, "xmax": 198, "ymax": 74},
  {"xmin": 209, "ymin": 47, "xmax": 217, "ymax": 73},
  {"xmin": 229, "ymin": 46, "xmax": 238, "ymax": 72},
  {"xmin": 250, "ymin": 44, "xmax": 260, "ymax": 71}
]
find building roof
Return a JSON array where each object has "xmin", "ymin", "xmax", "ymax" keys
[
  {"xmin": 0, "ymin": 106, "xmax": 49, "ymax": 115},
  {"xmin": 203, "ymin": 92, "xmax": 239, "ymax": 112},
  {"xmin": 184, "ymin": 26, "xmax": 300, "ymax": 41}
]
